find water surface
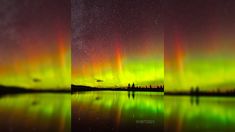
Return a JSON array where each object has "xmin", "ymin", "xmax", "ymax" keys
[
  {"xmin": 164, "ymin": 96, "xmax": 235, "ymax": 132},
  {"xmin": 0, "ymin": 93, "xmax": 71, "ymax": 132},
  {"xmin": 2, "ymin": 92, "xmax": 233, "ymax": 132},
  {"xmin": 72, "ymin": 91, "xmax": 163, "ymax": 132}
]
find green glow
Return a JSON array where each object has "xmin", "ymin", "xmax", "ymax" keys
[
  {"xmin": 72, "ymin": 91, "xmax": 164, "ymax": 131},
  {"xmin": 73, "ymin": 56, "xmax": 164, "ymax": 87},
  {"xmin": 73, "ymin": 91, "xmax": 163, "ymax": 112},
  {"xmin": 72, "ymin": 91, "xmax": 163, "ymax": 130},
  {"xmin": 0, "ymin": 50, "xmax": 71, "ymax": 89},
  {"xmin": 0, "ymin": 94, "xmax": 71, "ymax": 131},
  {"xmin": 165, "ymin": 55, "xmax": 235, "ymax": 91}
]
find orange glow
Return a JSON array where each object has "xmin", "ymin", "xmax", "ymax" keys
[
  {"xmin": 174, "ymin": 31, "xmax": 185, "ymax": 74},
  {"xmin": 115, "ymin": 45, "xmax": 123, "ymax": 74}
]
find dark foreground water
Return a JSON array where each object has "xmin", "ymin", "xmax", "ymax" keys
[
  {"xmin": 164, "ymin": 96, "xmax": 235, "ymax": 132},
  {"xmin": 72, "ymin": 91, "xmax": 164, "ymax": 132},
  {"xmin": 72, "ymin": 92, "xmax": 235, "ymax": 132},
  {"xmin": 0, "ymin": 93, "xmax": 71, "ymax": 132}
]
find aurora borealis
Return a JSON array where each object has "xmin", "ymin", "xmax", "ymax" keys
[
  {"xmin": 72, "ymin": 0, "xmax": 164, "ymax": 88},
  {"xmin": 0, "ymin": 0, "xmax": 234, "ymax": 92},
  {"xmin": 0, "ymin": 0, "xmax": 70, "ymax": 89},
  {"xmin": 164, "ymin": 0, "xmax": 235, "ymax": 91},
  {"xmin": 72, "ymin": 0, "xmax": 235, "ymax": 91}
]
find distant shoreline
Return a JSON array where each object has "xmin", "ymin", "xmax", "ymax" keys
[
  {"xmin": 165, "ymin": 92, "xmax": 235, "ymax": 97},
  {"xmin": 71, "ymin": 85, "xmax": 164, "ymax": 93},
  {"xmin": 0, "ymin": 85, "xmax": 70, "ymax": 95},
  {"xmin": 1, "ymin": 85, "xmax": 235, "ymax": 97}
]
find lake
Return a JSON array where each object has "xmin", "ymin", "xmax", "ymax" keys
[
  {"xmin": 164, "ymin": 96, "xmax": 235, "ymax": 132},
  {"xmin": 1, "ymin": 92, "xmax": 234, "ymax": 132},
  {"xmin": 72, "ymin": 91, "xmax": 163, "ymax": 132},
  {"xmin": 0, "ymin": 93, "xmax": 71, "ymax": 132}
]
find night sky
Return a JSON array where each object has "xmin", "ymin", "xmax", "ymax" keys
[
  {"xmin": 165, "ymin": 0, "xmax": 235, "ymax": 91},
  {"xmin": 1, "ymin": 0, "xmax": 234, "ymax": 91},
  {"xmin": 72, "ymin": 0, "xmax": 164, "ymax": 87},
  {"xmin": 0, "ymin": 0, "xmax": 70, "ymax": 89}
]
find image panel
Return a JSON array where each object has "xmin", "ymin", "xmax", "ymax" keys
[
  {"xmin": 0, "ymin": 0, "xmax": 71, "ymax": 131},
  {"xmin": 164, "ymin": 0, "xmax": 235, "ymax": 132},
  {"xmin": 71, "ymin": 0, "xmax": 164, "ymax": 132}
]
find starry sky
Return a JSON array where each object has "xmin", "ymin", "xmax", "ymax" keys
[
  {"xmin": 72, "ymin": 0, "xmax": 164, "ymax": 87},
  {"xmin": 0, "ymin": 0, "xmax": 70, "ymax": 89},
  {"xmin": 164, "ymin": 0, "xmax": 235, "ymax": 91}
]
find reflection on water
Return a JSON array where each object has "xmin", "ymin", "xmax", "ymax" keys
[
  {"xmin": 0, "ymin": 94, "xmax": 71, "ymax": 132},
  {"xmin": 165, "ymin": 96, "xmax": 235, "ymax": 132},
  {"xmin": 2, "ymin": 92, "xmax": 233, "ymax": 132},
  {"xmin": 72, "ymin": 91, "xmax": 163, "ymax": 132}
]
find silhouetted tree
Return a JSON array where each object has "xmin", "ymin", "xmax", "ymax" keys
[
  {"xmin": 132, "ymin": 83, "xmax": 135, "ymax": 89},
  {"xmin": 128, "ymin": 83, "xmax": 130, "ymax": 89},
  {"xmin": 190, "ymin": 87, "xmax": 194, "ymax": 94},
  {"xmin": 195, "ymin": 86, "xmax": 199, "ymax": 94},
  {"xmin": 150, "ymin": 85, "xmax": 152, "ymax": 89}
]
